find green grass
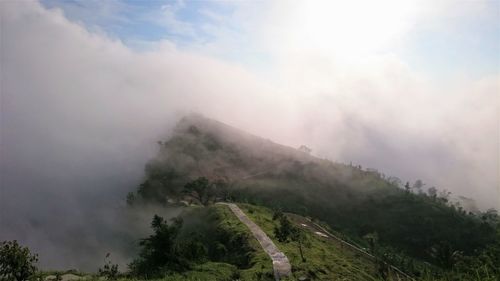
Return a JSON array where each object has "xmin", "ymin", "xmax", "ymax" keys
[
  {"xmin": 209, "ymin": 204, "xmax": 274, "ymax": 280},
  {"xmin": 239, "ymin": 203, "xmax": 381, "ymax": 281},
  {"xmin": 84, "ymin": 205, "xmax": 273, "ymax": 281},
  {"xmin": 39, "ymin": 204, "xmax": 380, "ymax": 281}
]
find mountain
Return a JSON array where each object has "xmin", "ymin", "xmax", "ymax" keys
[
  {"xmin": 136, "ymin": 114, "xmax": 398, "ymax": 201},
  {"xmin": 129, "ymin": 114, "xmax": 499, "ymax": 279}
]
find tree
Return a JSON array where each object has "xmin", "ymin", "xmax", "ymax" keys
[
  {"xmin": 387, "ymin": 176, "xmax": 402, "ymax": 187},
  {"xmin": 404, "ymin": 182, "xmax": 411, "ymax": 193},
  {"xmin": 427, "ymin": 187, "xmax": 437, "ymax": 199},
  {"xmin": 274, "ymin": 216, "xmax": 294, "ymax": 242},
  {"xmin": 272, "ymin": 209, "xmax": 284, "ymax": 221},
  {"xmin": 290, "ymin": 227, "xmax": 308, "ymax": 262},
  {"xmin": 413, "ymin": 179, "xmax": 425, "ymax": 194},
  {"xmin": 212, "ymin": 179, "xmax": 230, "ymax": 202},
  {"xmin": 0, "ymin": 240, "xmax": 38, "ymax": 281},
  {"xmin": 182, "ymin": 177, "xmax": 216, "ymax": 206},
  {"xmin": 129, "ymin": 215, "xmax": 185, "ymax": 278},
  {"xmin": 482, "ymin": 209, "xmax": 499, "ymax": 225},
  {"xmin": 274, "ymin": 216, "xmax": 308, "ymax": 262}
]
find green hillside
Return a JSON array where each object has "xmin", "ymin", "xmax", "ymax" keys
[
  {"xmin": 7, "ymin": 115, "xmax": 499, "ymax": 281},
  {"xmin": 238, "ymin": 203, "xmax": 380, "ymax": 280},
  {"xmin": 127, "ymin": 114, "xmax": 499, "ymax": 280},
  {"xmin": 130, "ymin": 204, "xmax": 275, "ymax": 281},
  {"xmin": 36, "ymin": 203, "xmax": 390, "ymax": 281}
]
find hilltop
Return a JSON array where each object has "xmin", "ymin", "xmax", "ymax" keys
[
  {"xmin": 126, "ymin": 114, "xmax": 499, "ymax": 280},
  {"xmin": 6, "ymin": 114, "xmax": 498, "ymax": 281}
]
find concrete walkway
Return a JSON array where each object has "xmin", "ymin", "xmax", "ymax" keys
[{"xmin": 222, "ymin": 203, "xmax": 291, "ymax": 280}]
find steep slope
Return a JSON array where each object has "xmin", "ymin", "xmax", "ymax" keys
[
  {"xmin": 131, "ymin": 114, "xmax": 497, "ymax": 274},
  {"xmin": 142, "ymin": 204, "xmax": 275, "ymax": 280},
  {"xmin": 238, "ymin": 203, "xmax": 383, "ymax": 281},
  {"xmin": 221, "ymin": 203, "xmax": 291, "ymax": 279},
  {"xmin": 137, "ymin": 114, "xmax": 398, "ymax": 201}
]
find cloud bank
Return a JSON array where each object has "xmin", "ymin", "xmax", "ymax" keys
[{"xmin": 0, "ymin": 0, "xmax": 498, "ymax": 270}]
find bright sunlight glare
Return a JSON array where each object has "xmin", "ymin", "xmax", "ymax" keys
[{"xmin": 287, "ymin": 0, "xmax": 419, "ymax": 56}]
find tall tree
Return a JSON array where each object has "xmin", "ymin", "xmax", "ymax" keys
[
  {"xmin": 182, "ymin": 177, "xmax": 222, "ymax": 206},
  {"xmin": 129, "ymin": 215, "xmax": 185, "ymax": 278},
  {"xmin": 182, "ymin": 177, "xmax": 215, "ymax": 206}
]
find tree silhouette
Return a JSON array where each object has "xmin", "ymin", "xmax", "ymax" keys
[
  {"xmin": 129, "ymin": 215, "xmax": 185, "ymax": 277},
  {"xmin": 183, "ymin": 177, "xmax": 214, "ymax": 206},
  {"xmin": 0, "ymin": 240, "xmax": 38, "ymax": 281}
]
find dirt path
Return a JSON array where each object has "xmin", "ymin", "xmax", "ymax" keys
[{"xmin": 221, "ymin": 203, "xmax": 291, "ymax": 280}]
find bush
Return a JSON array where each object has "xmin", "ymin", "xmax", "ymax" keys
[
  {"xmin": 0, "ymin": 240, "xmax": 38, "ymax": 281},
  {"xmin": 98, "ymin": 253, "xmax": 119, "ymax": 280}
]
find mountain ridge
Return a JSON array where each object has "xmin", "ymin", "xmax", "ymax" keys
[{"xmin": 129, "ymin": 114, "xmax": 499, "ymax": 279}]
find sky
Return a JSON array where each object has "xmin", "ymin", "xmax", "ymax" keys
[{"xmin": 0, "ymin": 0, "xmax": 499, "ymax": 270}]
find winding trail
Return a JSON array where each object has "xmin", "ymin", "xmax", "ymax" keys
[{"xmin": 221, "ymin": 203, "xmax": 291, "ymax": 280}]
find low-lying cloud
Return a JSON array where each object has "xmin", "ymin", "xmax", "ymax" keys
[{"xmin": 0, "ymin": 0, "xmax": 498, "ymax": 271}]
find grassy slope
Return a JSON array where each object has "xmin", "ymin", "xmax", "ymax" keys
[
  {"xmin": 139, "ymin": 115, "xmax": 496, "ymax": 264},
  {"xmin": 42, "ymin": 205, "xmax": 273, "ymax": 281},
  {"xmin": 39, "ymin": 204, "xmax": 403, "ymax": 280},
  {"xmin": 135, "ymin": 204, "xmax": 274, "ymax": 281},
  {"xmin": 238, "ymin": 203, "xmax": 381, "ymax": 281},
  {"xmin": 211, "ymin": 204, "xmax": 274, "ymax": 280}
]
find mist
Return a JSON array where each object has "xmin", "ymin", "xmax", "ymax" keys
[{"xmin": 1, "ymin": 0, "xmax": 498, "ymax": 271}]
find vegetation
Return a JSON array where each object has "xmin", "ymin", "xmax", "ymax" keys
[
  {"xmin": 6, "ymin": 117, "xmax": 498, "ymax": 280},
  {"xmin": 123, "ymin": 115, "xmax": 500, "ymax": 280},
  {"xmin": 0, "ymin": 240, "xmax": 38, "ymax": 281},
  {"xmin": 129, "ymin": 215, "xmax": 186, "ymax": 277},
  {"xmin": 129, "ymin": 205, "xmax": 273, "ymax": 280},
  {"xmin": 182, "ymin": 177, "xmax": 227, "ymax": 206},
  {"xmin": 241, "ymin": 204, "xmax": 379, "ymax": 280},
  {"xmin": 274, "ymin": 214, "xmax": 308, "ymax": 262},
  {"xmin": 98, "ymin": 254, "xmax": 119, "ymax": 280}
]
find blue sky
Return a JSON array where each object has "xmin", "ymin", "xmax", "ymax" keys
[
  {"xmin": 40, "ymin": 0, "xmax": 499, "ymax": 81},
  {"xmin": 41, "ymin": 0, "xmax": 236, "ymax": 46},
  {"xmin": 397, "ymin": 2, "xmax": 500, "ymax": 80}
]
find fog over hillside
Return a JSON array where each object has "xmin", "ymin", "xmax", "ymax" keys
[{"xmin": 0, "ymin": 0, "xmax": 498, "ymax": 270}]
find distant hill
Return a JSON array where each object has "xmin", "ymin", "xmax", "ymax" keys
[{"xmin": 130, "ymin": 114, "xmax": 498, "ymax": 276}]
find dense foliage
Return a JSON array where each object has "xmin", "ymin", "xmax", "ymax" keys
[
  {"xmin": 129, "ymin": 115, "xmax": 499, "ymax": 280},
  {"xmin": 129, "ymin": 215, "xmax": 186, "ymax": 277},
  {"xmin": 129, "ymin": 206, "xmax": 272, "ymax": 280},
  {"xmin": 0, "ymin": 240, "xmax": 38, "ymax": 281}
]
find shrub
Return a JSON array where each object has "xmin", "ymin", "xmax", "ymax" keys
[
  {"xmin": 0, "ymin": 240, "xmax": 38, "ymax": 281},
  {"xmin": 98, "ymin": 253, "xmax": 119, "ymax": 280}
]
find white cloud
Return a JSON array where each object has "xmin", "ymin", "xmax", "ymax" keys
[
  {"xmin": 0, "ymin": 0, "xmax": 281, "ymax": 269},
  {"xmin": 156, "ymin": 0, "xmax": 197, "ymax": 38},
  {"xmin": 3, "ymin": 0, "xmax": 499, "ymax": 207},
  {"xmin": 0, "ymin": 1, "xmax": 498, "ymax": 270}
]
